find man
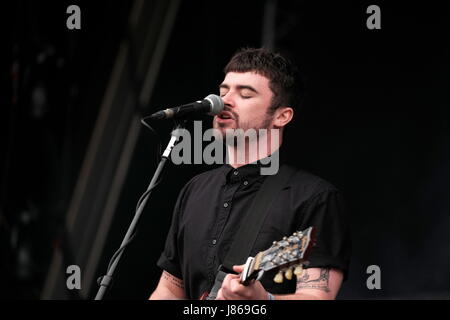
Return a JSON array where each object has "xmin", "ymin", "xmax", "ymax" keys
[{"xmin": 150, "ymin": 48, "xmax": 351, "ymax": 300}]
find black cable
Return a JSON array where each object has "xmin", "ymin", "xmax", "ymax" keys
[
  {"xmin": 98, "ymin": 116, "xmax": 164, "ymax": 289},
  {"xmin": 141, "ymin": 116, "xmax": 162, "ymax": 164},
  {"xmin": 136, "ymin": 117, "xmax": 167, "ymax": 211},
  {"xmin": 105, "ymin": 231, "xmax": 137, "ymax": 275}
]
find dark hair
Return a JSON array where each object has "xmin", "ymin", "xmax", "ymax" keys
[{"xmin": 224, "ymin": 47, "xmax": 304, "ymax": 115}]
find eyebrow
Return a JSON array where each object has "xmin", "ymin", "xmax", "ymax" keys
[{"xmin": 219, "ymin": 84, "xmax": 259, "ymax": 94}]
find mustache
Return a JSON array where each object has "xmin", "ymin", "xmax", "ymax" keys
[{"xmin": 223, "ymin": 107, "xmax": 238, "ymax": 121}]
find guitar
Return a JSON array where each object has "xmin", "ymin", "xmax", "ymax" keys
[{"xmin": 200, "ymin": 226, "xmax": 316, "ymax": 300}]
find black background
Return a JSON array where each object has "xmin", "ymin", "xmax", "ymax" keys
[{"xmin": 2, "ymin": 0, "xmax": 449, "ymax": 299}]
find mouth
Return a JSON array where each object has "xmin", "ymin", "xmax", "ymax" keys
[{"xmin": 216, "ymin": 111, "xmax": 234, "ymax": 120}]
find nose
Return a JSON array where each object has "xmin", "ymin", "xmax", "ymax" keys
[{"xmin": 221, "ymin": 91, "xmax": 235, "ymax": 109}]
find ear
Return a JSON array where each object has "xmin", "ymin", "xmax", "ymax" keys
[{"xmin": 273, "ymin": 106, "xmax": 294, "ymax": 128}]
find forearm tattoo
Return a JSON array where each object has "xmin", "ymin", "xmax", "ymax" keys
[
  {"xmin": 163, "ymin": 271, "xmax": 184, "ymax": 290},
  {"xmin": 296, "ymin": 268, "xmax": 330, "ymax": 293}
]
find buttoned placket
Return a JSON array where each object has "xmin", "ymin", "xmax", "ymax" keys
[{"xmin": 205, "ymin": 169, "xmax": 242, "ymax": 282}]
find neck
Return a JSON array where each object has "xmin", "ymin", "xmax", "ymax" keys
[{"xmin": 226, "ymin": 130, "xmax": 282, "ymax": 168}]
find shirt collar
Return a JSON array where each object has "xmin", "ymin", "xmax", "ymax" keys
[{"xmin": 220, "ymin": 149, "xmax": 283, "ymax": 183}]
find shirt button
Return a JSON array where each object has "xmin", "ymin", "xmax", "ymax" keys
[
  {"xmin": 233, "ymin": 170, "xmax": 239, "ymax": 176},
  {"xmin": 243, "ymin": 181, "xmax": 249, "ymax": 186},
  {"xmin": 223, "ymin": 202, "xmax": 229, "ymax": 208},
  {"xmin": 212, "ymin": 239, "xmax": 217, "ymax": 245}
]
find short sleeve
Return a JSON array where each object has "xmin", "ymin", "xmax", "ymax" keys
[
  {"xmin": 156, "ymin": 182, "xmax": 191, "ymax": 279},
  {"xmin": 298, "ymin": 189, "xmax": 351, "ymax": 280}
]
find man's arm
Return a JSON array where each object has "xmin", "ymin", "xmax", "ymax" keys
[
  {"xmin": 216, "ymin": 266, "xmax": 343, "ymax": 300},
  {"xmin": 149, "ymin": 271, "xmax": 186, "ymax": 300},
  {"xmin": 274, "ymin": 267, "xmax": 343, "ymax": 300}
]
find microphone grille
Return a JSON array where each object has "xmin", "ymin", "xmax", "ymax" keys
[{"xmin": 205, "ymin": 94, "xmax": 224, "ymax": 116}]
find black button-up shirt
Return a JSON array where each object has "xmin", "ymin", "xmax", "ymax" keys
[{"xmin": 157, "ymin": 161, "xmax": 351, "ymax": 299}]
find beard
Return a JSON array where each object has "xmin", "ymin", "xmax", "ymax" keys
[{"xmin": 212, "ymin": 111, "xmax": 274, "ymax": 147}]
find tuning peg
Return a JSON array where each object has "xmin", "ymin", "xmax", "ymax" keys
[
  {"xmin": 274, "ymin": 270, "xmax": 284, "ymax": 283},
  {"xmin": 285, "ymin": 267, "xmax": 293, "ymax": 280},
  {"xmin": 294, "ymin": 265, "xmax": 304, "ymax": 277}
]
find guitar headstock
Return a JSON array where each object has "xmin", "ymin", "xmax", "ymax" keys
[{"xmin": 240, "ymin": 227, "xmax": 316, "ymax": 285}]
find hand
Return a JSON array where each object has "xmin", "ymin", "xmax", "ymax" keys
[{"xmin": 215, "ymin": 265, "xmax": 269, "ymax": 300}]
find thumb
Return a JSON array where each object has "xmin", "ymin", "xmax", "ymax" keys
[{"xmin": 233, "ymin": 264, "xmax": 245, "ymax": 273}]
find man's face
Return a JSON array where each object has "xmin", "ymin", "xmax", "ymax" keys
[{"xmin": 213, "ymin": 72, "xmax": 275, "ymax": 135}]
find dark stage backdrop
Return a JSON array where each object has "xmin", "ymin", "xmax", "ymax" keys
[{"xmin": 2, "ymin": 0, "xmax": 449, "ymax": 299}]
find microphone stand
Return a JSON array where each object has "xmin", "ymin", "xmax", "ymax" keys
[{"xmin": 94, "ymin": 121, "xmax": 185, "ymax": 300}]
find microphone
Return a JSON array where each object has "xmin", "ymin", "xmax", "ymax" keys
[{"xmin": 149, "ymin": 94, "xmax": 224, "ymax": 120}]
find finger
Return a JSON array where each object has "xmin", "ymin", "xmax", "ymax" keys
[
  {"xmin": 232, "ymin": 264, "xmax": 245, "ymax": 273},
  {"xmin": 215, "ymin": 289, "xmax": 224, "ymax": 300},
  {"xmin": 221, "ymin": 274, "xmax": 233, "ymax": 290},
  {"xmin": 219, "ymin": 286, "xmax": 235, "ymax": 300},
  {"xmin": 230, "ymin": 277, "xmax": 244, "ymax": 295}
]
